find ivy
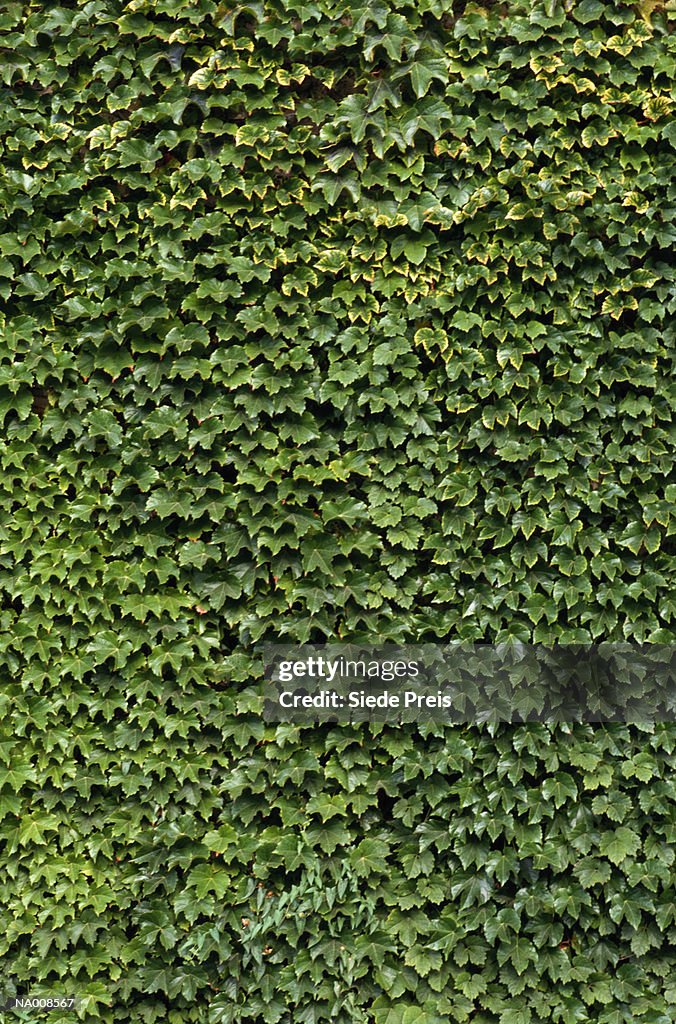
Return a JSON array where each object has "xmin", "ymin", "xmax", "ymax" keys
[{"xmin": 0, "ymin": 0, "xmax": 675, "ymax": 1021}]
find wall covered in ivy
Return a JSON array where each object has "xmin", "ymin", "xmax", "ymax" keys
[{"xmin": 0, "ymin": 1, "xmax": 674, "ymax": 1021}]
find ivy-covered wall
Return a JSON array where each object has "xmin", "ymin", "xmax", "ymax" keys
[{"xmin": 0, "ymin": 1, "xmax": 674, "ymax": 1022}]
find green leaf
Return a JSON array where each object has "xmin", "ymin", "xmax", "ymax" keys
[
  {"xmin": 575, "ymin": 857, "xmax": 612, "ymax": 888},
  {"xmin": 599, "ymin": 827, "xmax": 642, "ymax": 866},
  {"xmin": 450, "ymin": 310, "xmax": 483, "ymax": 331},
  {"xmin": 403, "ymin": 239, "xmax": 428, "ymax": 265},
  {"xmin": 301, "ymin": 538, "xmax": 336, "ymax": 574},
  {"xmin": 203, "ymin": 825, "xmax": 238, "ymax": 852},
  {"xmin": 542, "ymin": 772, "xmax": 578, "ymax": 808},
  {"xmin": 188, "ymin": 863, "xmax": 231, "ymax": 898},
  {"xmin": 350, "ymin": 838, "xmax": 390, "ymax": 877},
  {"xmin": 408, "ymin": 61, "xmax": 442, "ymax": 99},
  {"xmin": 499, "ymin": 936, "xmax": 535, "ymax": 975},
  {"xmin": 117, "ymin": 139, "xmax": 161, "ymax": 168},
  {"xmin": 500, "ymin": 1009, "xmax": 532, "ymax": 1024}
]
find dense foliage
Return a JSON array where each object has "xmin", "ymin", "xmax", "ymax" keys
[{"xmin": 0, "ymin": 0, "xmax": 674, "ymax": 1022}]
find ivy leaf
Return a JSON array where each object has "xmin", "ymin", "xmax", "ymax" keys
[
  {"xmin": 301, "ymin": 538, "xmax": 336, "ymax": 574},
  {"xmin": 403, "ymin": 239, "xmax": 428, "ymax": 265},
  {"xmin": 203, "ymin": 825, "xmax": 238, "ymax": 852},
  {"xmin": 575, "ymin": 857, "xmax": 612, "ymax": 888},
  {"xmin": 408, "ymin": 61, "xmax": 446, "ymax": 99},
  {"xmin": 350, "ymin": 838, "xmax": 390, "ymax": 877},
  {"xmin": 118, "ymin": 139, "xmax": 161, "ymax": 168},
  {"xmin": 599, "ymin": 827, "xmax": 642, "ymax": 866},
  {"xmin": 450, "ymin": 311, "xmax": 482, "ymax": 331},
  {"xmin": 188, "ymin": 863, "xmax": 230, "ymax": 898},
  {"xmin": 500, "ymin": 1010, "xmax": 532, "ymax": 1024},
  {"xmin": 499, "ymin": 936, "xmax": 536, "ymax": 975},
  {"xmin": 0, "ymin": 762, "xmax": 37, "ymax": 788},
  {"xmin": 542, "ymin": 772, "xmax": 578, "ymax": 808}
]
